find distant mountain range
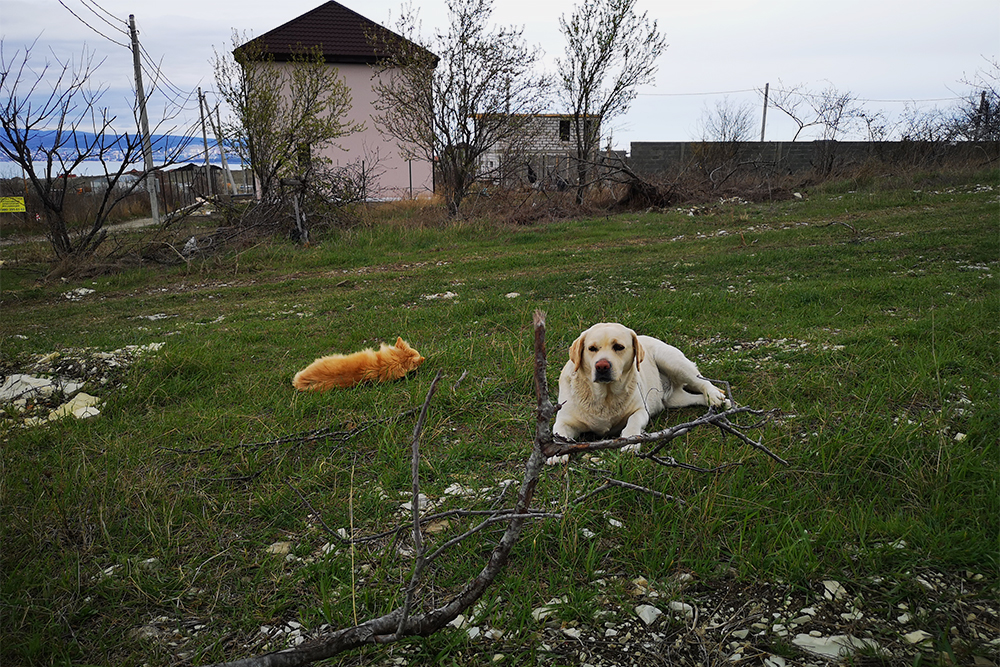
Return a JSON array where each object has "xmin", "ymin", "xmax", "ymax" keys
[{"xmin": 0, "ymin": 129, "xmax": 236, "ymax": 167}]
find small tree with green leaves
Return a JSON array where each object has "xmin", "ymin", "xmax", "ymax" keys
[{"xmin": 212, "ymin": 32, "xmax": 362, "ymax": 206}]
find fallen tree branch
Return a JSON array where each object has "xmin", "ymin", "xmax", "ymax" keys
[
  {"xmin": 205, "ymin": 311, "xmax": 785, "ymax": 666},
  {"xmin": 205, "ymin": 312, "xmax": 555, "ymax": 667},
  {"xmin": 543, "ymin": 407, "xmax": 788, "ymax": 466}
]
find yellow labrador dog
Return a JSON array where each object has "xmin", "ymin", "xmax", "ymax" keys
[{"xmin": 550, "ymin": 323, "xmax": 728, "ymax": 463}]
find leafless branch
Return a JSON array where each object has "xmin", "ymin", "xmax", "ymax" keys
[{"xmin": 205, "ymin": 312, "xmax": 784, "ymax": 667}]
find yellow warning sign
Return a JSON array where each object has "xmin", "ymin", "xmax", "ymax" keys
[{"xmin": 0, "ymin": 197, "xmax": 26, "ymax": 213}]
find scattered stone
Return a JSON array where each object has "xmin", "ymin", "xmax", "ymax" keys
[
  {"xmin": 822, "ymin": 580, "xmax": 848, "ymax": 601},
  {"xmin": 532, "ymin": 597, "xmax": 566, "ymax": 622},
  {"xmin": 64, "ymin": 287, "xmax": 95, "ymax": 300},
  {"xmin": 48, "ymin": 392, "xmax": 101, "ymax": 420},
  {"xmin": 266, "ymin": 542, "xmax": 292, "ymax": 555},
  {"xmin": 635, "ymin": 604, "xmax": 663, "ymax": 626},
  {"xmin": 903, "ymin": 629, "xmax": 933, "ymax": 645},
  {"xmin": 668, "ymin": 600, "xmax": 695, "ymax": 620},
  {"xmin": 792, "ymin": 633, "xmax": 878, "ymax": 659}
]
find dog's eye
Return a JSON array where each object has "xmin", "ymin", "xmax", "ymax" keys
[
  {"xmin": 612, "ymin": 343, "xmax": 625, "ymax": 352},
  {"xmin": 588, "ymin": 345, "xmax": 598, "ymax": 352}
]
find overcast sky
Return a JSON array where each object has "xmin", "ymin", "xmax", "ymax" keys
[{"xmin": 2, "ymin": 0, "xmax": 998, "ymax": 154}]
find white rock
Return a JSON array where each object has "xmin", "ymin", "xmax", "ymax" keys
[
  {"xmin": 72, "ymin": 406, "xmax": 101, "ymax": 419},
  {"xmin": 732, "ymin": 629, "xmax": 750, "ymax": 639},
  {"xmin": 266, "ymin": 541, "xmax": 292, "ymax": 555},
  {"xmin": 531, "ymin": 597, "xmax": 566, "ymax": 622},
  {"xmin": 466, "ymin": 626, "xmax": 481, "ymax": 640},
  {"xmin": 822, "ymin": 580, "xmax": 847, "ymax": 601},
  {"xmin": 448, "ymin": 614, "xmax": 467, "ymax": 629},
  {"xmin": 635, "ymin": 604, "xmax": 663, "ymax": 625},
  {"xmin": 903, "ymin": 630, "xmax": 933, "ymax": 645},
  {"xmin": 0, "ymin": 374, "xmax": 56, "ymax": 402},
  {"xmin": 562, "ymin": 627, "xmax": 582, "ymax": 639},
  {"xmin": 401, "ymin": 494, "xmax": 430, "ymax": 511},
  {"xmin": 48, "ymin": 393, "xmax": 101, "ymax": 420},
  {"xmin": 792, "ymin": 633, "xmax": 878, "ymax": 659},
  {"xmin": 668, "ymin": 601, "xmax": 695, "ymax": 620},
  {"xmin": 763, "ymin": 656, "xmax": 786, "ymax": 667},
  {"xmin": 64, "ymin": 287, "xmax": 95, "ymax": 300}
]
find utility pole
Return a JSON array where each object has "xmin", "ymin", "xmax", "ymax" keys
[
  {"xmin": 760, "ymin": 82, "xmax": 769, "ymax": 142},
  {"xmin": 129, "ymin": 15, "xmax": 160, "ymax": 224},
  {"xmin": 198, "ymin": 87, "xmax": 214, "ymax": 197},
  {"xmin": 213, "ymin": 107, "xmax": 237, "ymax": 196}
]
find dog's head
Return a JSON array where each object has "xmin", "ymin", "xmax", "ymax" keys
[{"xmin": 569, "ymin": 323, "xmax": 644, "ymax": 384}]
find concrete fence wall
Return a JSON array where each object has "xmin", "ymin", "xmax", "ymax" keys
[{"xmin": 629, "ymin": 140, "xmax": 1000, "ymax": 176}]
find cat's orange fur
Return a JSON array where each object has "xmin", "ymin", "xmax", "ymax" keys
[{"xmin": 292, "ymin": 337, "xmax": 425, "ymax": 391}]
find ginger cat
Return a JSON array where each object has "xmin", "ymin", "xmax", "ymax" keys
[{"xmin": 292, "ymin": 337, "xmax": 425, "ymax": 391}]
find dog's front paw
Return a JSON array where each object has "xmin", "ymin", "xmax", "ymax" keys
[
  {"xmin": 621, "ymin": 443, "xmax": 642, "ymax": 454},
  {"xmin": 545, "ymin": 454, "xmax": 570, "ymax": 465},
  {"xmin": 706, "ymin": 385, "xmax": 729, "ymax": 409}
]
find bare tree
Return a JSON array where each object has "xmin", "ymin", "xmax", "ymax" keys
[
  {"xmin": 557, "ymin": 0, "xmax": 666, "ymax": 204},
  {"xmin": 768, "ymin": 80, "xmax": 861, "ymax": 142},
  {"xmin": 948, "ymin": 57, "xmax": 999, "ymax": 141},
  {"xmin": 371, "ymin": 0, "xmax": 550, "ymax": 216},
  {"xmin": 0, "ymin": 40, "xmax": 191, "ymax": 264},
  {"xmin": 697, "ymin": 96, "xmax": 757, "ymax": 143},
  {"xmin": 212, "ymin": 32, "xmax": 362, "ymax": 207}
]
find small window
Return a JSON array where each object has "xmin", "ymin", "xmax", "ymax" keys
[{"xmin": 559, "ymin": 120, "xmax": 570, "ymax": 142}]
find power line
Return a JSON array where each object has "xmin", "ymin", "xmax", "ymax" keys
[
  {"xmin": 639, "ymin": 86, "xmax": 967, "ymax": 104},
  {"xmin": 57, "ymin": 0, "xmax": 129, "ymax": 48},
  {"xmin": 78, "ymin": 0, "xmax": 128, "ymax": 37},
  {"xmin": 638, "ymin": 88, "xmax": 757, "ymax": 97}
]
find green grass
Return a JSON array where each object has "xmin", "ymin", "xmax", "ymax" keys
[{"xmin": 1, "ymin": 172, "xmax": 998, "ymax": 665}]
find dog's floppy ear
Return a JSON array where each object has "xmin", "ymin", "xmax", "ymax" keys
[
  {"xmin": 631, "ymin": 331, "xmax": 644, "ymax": 371},
  {"xmin": 569, "ymin": 333, "xmax": 587, "ymax": 371}
]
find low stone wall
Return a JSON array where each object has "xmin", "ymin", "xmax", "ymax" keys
[{"xmin": 628, "ymin": 140, "xmax": 1000, "ymax": 176}]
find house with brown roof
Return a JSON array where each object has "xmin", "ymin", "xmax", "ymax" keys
[{"xmin": 240, "ymin": 1, "xmax": 434, "ymax": 199}]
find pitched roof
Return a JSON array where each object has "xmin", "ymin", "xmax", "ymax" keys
[{"xmin": 240, "ymin": 1, "xmax": 422, "ymax": 64}]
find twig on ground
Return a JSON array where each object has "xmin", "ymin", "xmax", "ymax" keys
[{"xmin": 204, "ymin": 311, "xmax": 784, "ymax": 667}]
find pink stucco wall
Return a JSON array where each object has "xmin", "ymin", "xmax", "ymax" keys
[
  {"xmin": 323, "ymin": 63, "xmax": 433, "ymax": 200},
  {"xmin": 272, "ymin": 61, "xmax": 433, "ymax": 200}
]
